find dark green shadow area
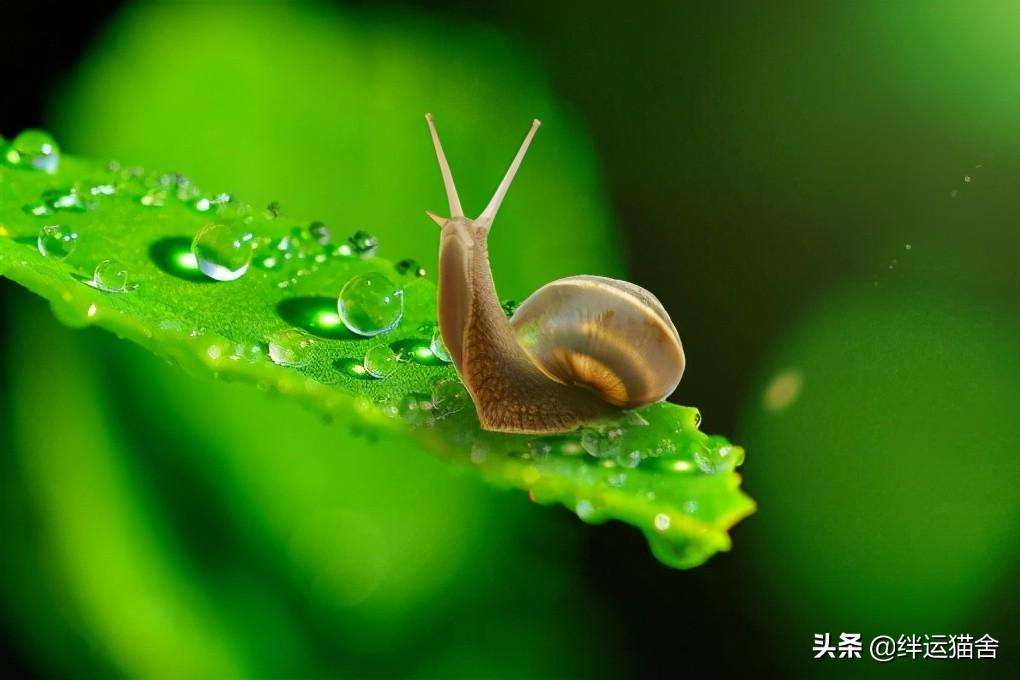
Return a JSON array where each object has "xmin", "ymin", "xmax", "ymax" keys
[
  {"xmin": 149, "ymin": 237, "xmax": 210, "ymax": 283},
  {"xmin": 277, "ymin": 297, "xmax": 358, "ymax": 340}
]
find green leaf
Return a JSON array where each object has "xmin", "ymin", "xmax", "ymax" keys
[{"xmin": 0, "ymin": 151, "xmax": 754, "ymax": 569}]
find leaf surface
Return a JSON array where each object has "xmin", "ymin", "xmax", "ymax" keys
[{"xmin": 0, "ymin": 153, "xmax": 754, "ymax": 568}]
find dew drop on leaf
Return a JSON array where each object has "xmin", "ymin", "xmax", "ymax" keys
[
  {"xmin": 398, "ymin": 392, "xmax": 435, "ymax": 427},
  {"xmin": 580, "ymin": 427, "xmax": 624, "ymax": 458},
  {"xmin": 191, "ymin": 222, "xmax": 254, "ymax": 281},
  {"xmin": 363, "ymin": 344, "xmax": 401, "ymax": 379},
  {"xmin": 85, "ymin": 259, "xmax": 133, "ymax": 293},
  {"xmin": 267, "ymin": 328, "xmax": 316, "ymax": 367},
  {"xmin": 337, "ymin": 272, "xmax": 403, "ymax": 336},
  {"xmin": 576, "ymin": 500, "xmax": 595, "ymax": 520},
  {"xmin": 308, "ymin": 221, "xmax": 331, "ymax": 245},
  {"xmin": 432, "ymin": 378, "xmax": 469, "ymax": 419},
  {"xmin": 347, "ymin": 230, "xmax": 378, "ymax": 258},
  {"xmin": 693, "ymin": 444, "xmax": 744, "ymax": 474},
  {"xmin": 37, "ymin": 224, "xmax": 78, "ymax": 259},
  {"xmin": 254, "ymin": 254, "xmax": 283, "ymax": 271},
  {"xmin": 333, "ymin": 357, "xmax": 374, "ymax": 380},
  {"xmin": 395, "ymin": 258, "xmax": 426, "ymax": 277},
  {"xmin": 429, "ymin": 328, "xmax": 451, "ymax": 363},
  {"xmin": 5, "ymin": 129, "xmax": 60, "ymax": 173},
  {"xmin": 617, "ymin": 449, "xmax": 642, "ymax": 468}
]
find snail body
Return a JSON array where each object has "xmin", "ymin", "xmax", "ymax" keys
[{"xmin": 425, "ymin": 114, "xmax": 684, "ymax": 434}]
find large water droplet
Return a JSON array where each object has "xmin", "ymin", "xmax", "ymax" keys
[
  {"xmin": 347, "ymin": 230, "xmax": 378, "ymax": 258},
  {"xmin": 363, "ymin": 344, "xmax": 401, "ymax": 378},
  {"xmin": 429, "ymin": 328, "xmax": 452, "ymax": 363},
  {"xmin": 5, "ymin": 130, "xmax": 60, "ymax": 173},
  {"xmin": 191, "ymin": 223, "xmax": 254, "ymax": 281},
  {"xmin": 267, "ymin": 329, "xmax": 316, "ymax": 367},
  {"xmin": 337, "ymin": 273, "xmax": 403, "ymax": 336},
  {"xmin": 37, "ymin": 224, "xmax": 78, "ymax": 259},
  {"xmin": 85, "ymin": 259, "xmax": 135, "ymax": 292}
]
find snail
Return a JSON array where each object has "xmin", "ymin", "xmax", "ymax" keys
[{"xmin": 425, "ymin": 114, "xmax": 685, "ymax": 434}]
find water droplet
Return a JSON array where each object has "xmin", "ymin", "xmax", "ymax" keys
[
  {"xmin": 617, "ymin": 450, "xmax": 642, "ymax": 468},
  {"xmin": 87, "ymin": 182, "xmax": 116, "ymax": 197},
  {"xmin": 654, "ymin": 513, "xmax": 671, "ymax": 531},
  {"xmin": 5, "ymin": 130, "xmax": 60, "ymax": 173},
  {"xmin": 37, "ymin": 224, "xmax": 78, "ymax": 259},
  {"xmin": 254, "ymin": 254, "xmax": 283, "ymax": 271},
  {"xmin": 363, "ymin": 344, "xmax": 401, "ymax": 378},
  {"xmin": 576, "ymin": 500, "xmax": 595, "ymax": 519},
  {"xmin": 580, "ymin": 427, "xmax": 623, "ymax": 458},
  {"xmin": 963, "ymin": 175, "xmax": 972, "ymax": 183},
  {"xmin": 693, "ymin": 444, "xmax": 743, "ymax": 474},
  {"xmin": 337, "ymin": 273, "xmax": 403, "ymax": 336},
  {"xmin": 501, "ymin": 299, "xmax": 519, "ymax": 318},
  {"xmin": 432, "ymin": 378, "xmax": 470, "ymax": 418},
  {"xmin": 429, "ymin": 328, "xmax": 452, "ymax": 363},
  {"xmin": 191, "ymin": 223, "xmax": 254, "ymax": 281},
  {"xmin": 334, "ymin": 357, "xmax": 374, "ymax": 380},
  {"xmin": 606, "ymin": 472, "xmax": 628, "ymax": 488},
  {"xmin": 395, "ymin": 258, "xmax": 427, "ymax": 277},
  {"xmin": 347, "ymin": 230, "xmax": 378, "ymax": 258},
  {"xmin": 139, "ymin": 186, "xmax": 167, "ymax": 207},
  {"xmin": 905, "ymin": 243, "xmax": 912, "ymax": 251},
  {"xmin": 622, "ymin": 410, "xmax": 649, "ymax": 427},
  {"xmin": 308, "ymin": 221, "xmax": 331, "ymax": 245},
  {"xmin": 85, "ymin": 259, "xmax": 134, "ymax": 293},
  {"xmin": 653, "ymin": 438, "xmax": 677, "ymax": 456},
  {"xmin": 26, "ymin": 187, "xmax": 91, "ymax": 216},
  {"xmin": 398, "ymin": 392, "xmax": 435, "ymax": 427},
  {"xmin": 267, "ymin": 329, "xmax": 316, "ymax": 367}
]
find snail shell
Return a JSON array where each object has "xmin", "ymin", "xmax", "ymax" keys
[{"xmin": 510, "ymin": 275, "xmax": 685, "ymax": 408}]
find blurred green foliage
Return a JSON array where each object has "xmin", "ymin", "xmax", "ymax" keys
[{"xmin": 741, "ymin": 284, "xmax": 1020, "ymax": 638}]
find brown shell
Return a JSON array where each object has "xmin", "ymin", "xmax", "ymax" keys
[{"xmin": 509, "ymin": 275, "xmax": 685, "ymax": 408}]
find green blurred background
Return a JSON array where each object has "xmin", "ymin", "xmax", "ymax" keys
[{"xmin": 2, "ymin": 0, "xmax": 1018, "ymax": 677}]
